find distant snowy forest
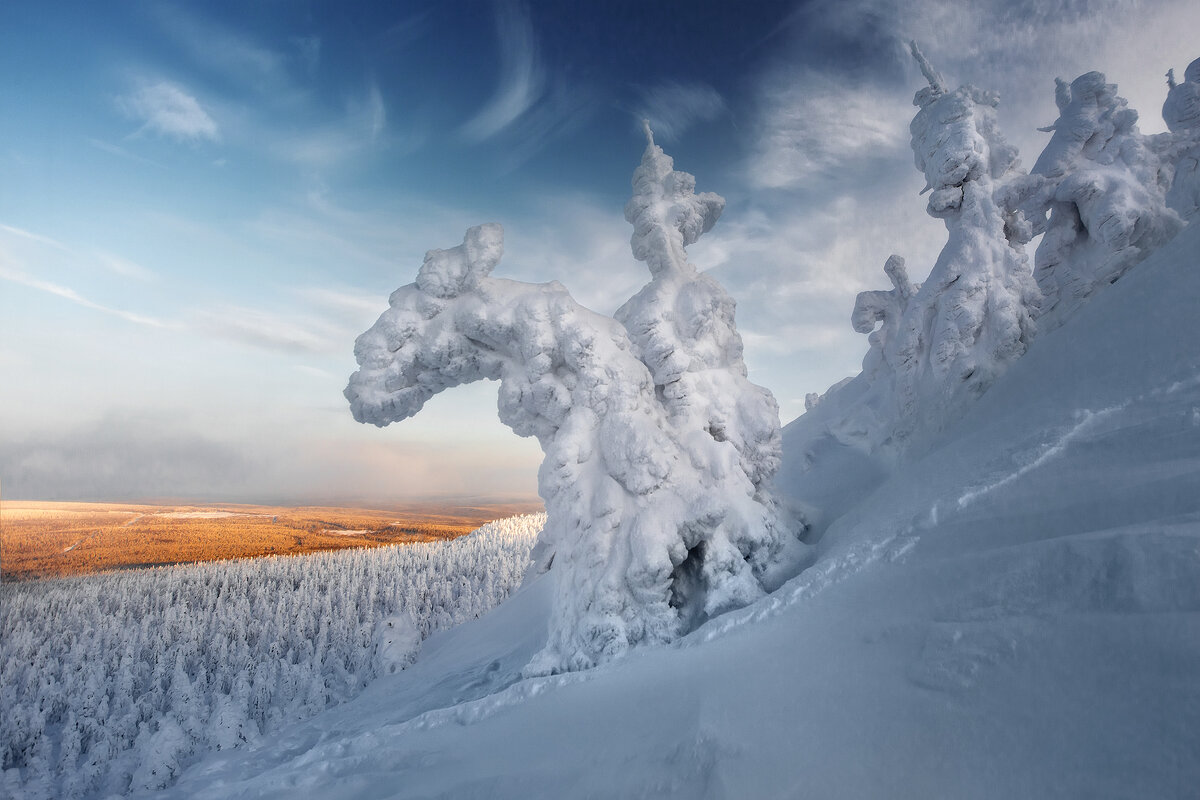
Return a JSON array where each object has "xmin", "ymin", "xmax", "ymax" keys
[{"xmin": 0, "ymin": 515, "xmax": 543, "ymax": 799}]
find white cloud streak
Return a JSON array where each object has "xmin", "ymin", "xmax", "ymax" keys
[
  {"xmin": 0, "ymin": 223, "xmax": 72, "ymax": 252},
  {"xmin": 460, "ymin": 1, "xmax": 544, "ymax": 141},
  {"xmin": 120, "ymin": 81, "xmax": 220, "ymax": 142},
  {"xmin": 87, "ymin": 138, "xmax": 167, "ymax": 168},
  {"xmin": 635, "ymin": 81, "xmax": 727, "ymax": 142},
  {"xmin": 189, "ymin": 306, "xmax": 345, "ymax": 355},
  {"xmin": 0, "ymin": 264, "xmax": 170, "ymax": 328},
  {"xmin": 748, "ymin": 70, "xmax": 911, "ymax": 189},
  {"xmin": 95, "ymin": 250, "xmax": 156, "ymax": 281}
]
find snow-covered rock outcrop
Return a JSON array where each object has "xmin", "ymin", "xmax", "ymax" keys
[
  {"xmin": 347, "ymin": 136, "xmax": 803, "ymax": 673},
  {"xmin": 1021, "ymin": 71, "xmax": 1182, "ymax": 329}
]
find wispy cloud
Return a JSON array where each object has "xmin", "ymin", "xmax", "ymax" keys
[
  {"xmin": 274, "ymin": 81, "xmax": 392, "ymax": 166},
  {"xmin": 293, "ymin": 364, "xmax": 335, "ymax": 380},
  {"xmin": 95, "ymin": 250, "xmax": 156, "ymax": 281},
  {"xmin": 152, "ymin": 4, "xmax": 299, "ymax": 98},
  {"xmin": 0, "ymin": 263, "xmax": 170, "ymax": 328},
  {"xmin": 460, "ymin": 1, "xmax": 544, "ymax": 142},
  {"xmin": 502, "ymin": 194, "xmax": 638, "ymax": 314},
  {"xmin": 189, "ymin": 306, "xmax": 344, "ymax": 354},
  {"xmin": 87, "ymin": 137, "xmax": 167, "ymax": 168},
  {"xmin": 293, "ymin": 286, "xmax": 387, "ymax": 321},
  {"xmin": 0, "ymin": 223, "xmax": 72, "ymax": 252},
  {"xmin": 120, "ymin": 81, "xmax": 220, "ymax": 142},
  {"xmin": 634, "ymin": 81, "xmax": 726, "ymax": 141},
  {"xmin": 748, "ymin": 69, "xmax": 911, "ymax": 189}
]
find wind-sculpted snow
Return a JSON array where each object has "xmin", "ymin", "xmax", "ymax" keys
[
  {"xmin": 0, "ymin": 515, "xmax": 543, "ymax": 800},
  {"xmin": 1020, "ymin": 71, "xmax": 1182, "ymax": 329},
  {"xmin": 347, "ymin": 134, "xmax": 804, "ymax": 674}
]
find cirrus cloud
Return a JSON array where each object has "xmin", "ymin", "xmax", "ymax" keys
[{"xmin": 120, "ymin": 81, "xmax": 220, "ymax": 142}]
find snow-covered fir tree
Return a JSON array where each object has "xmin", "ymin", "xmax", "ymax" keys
[{"xmin": 1020, "ymin": 70, "xmax": 1182, "ymax": 329}]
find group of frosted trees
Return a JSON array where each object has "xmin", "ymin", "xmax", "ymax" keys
[
  {"xmin": 0, "ymin": 515, "xmax": 542, "ymax": 800},
  {"xmin": 803, "ymin": 48, "xmax": 1200, "ymax": 469},
  {"xmin": 349, "ymin": 49, "xmax": 1200, "ymax": 673}
]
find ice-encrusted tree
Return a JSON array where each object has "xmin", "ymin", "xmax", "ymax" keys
[
  {"xmin": 346, "ymin": 134, "xmax": 804, "ymax": 673},
  {"xmin": 1019, "ymin": 71, "xmax": 1182, "ymax": 329},
  {"xmin": 616, "ymin": 122, "xmax": 790, "ymax": 531},
  {"xmin": 1163, "ymin": 56, "xmax": 1200, "ymax": 219},
  {"xmin": 830, "ymin": 44, "xmax": 1039, "ymax": 455}
]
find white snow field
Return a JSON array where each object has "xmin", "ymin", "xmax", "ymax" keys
[{"xmin": 146, "ymin": 217, "xmax": 1200, "ymax": 798}]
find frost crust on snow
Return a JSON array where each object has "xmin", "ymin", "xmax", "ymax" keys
[{"xmin": 346, "ymin": 134, "xmax": 804, "ymax": 673}]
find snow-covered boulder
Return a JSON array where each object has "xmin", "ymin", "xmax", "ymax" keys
[{"xmin": 347, "ymin": 138, "xmax": 804, "ymax": 672}]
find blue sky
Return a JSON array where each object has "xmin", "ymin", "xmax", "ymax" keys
[{"xmin": 2, "ymin": 0, "xmax": 1197, "ymax": 505}]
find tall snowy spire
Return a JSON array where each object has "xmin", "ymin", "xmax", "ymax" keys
[
  {"xmin": 909, "ymin": 40, "xmax": 946, "ymax": 101},
  {"xmin": 623, "ymin": 120, "xmax": 724, "ymax": 277}
]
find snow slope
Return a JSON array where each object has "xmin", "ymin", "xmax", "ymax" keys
[{"xmin": 150, "ymin": 221, "xmax": 1200, "ymax": 797}]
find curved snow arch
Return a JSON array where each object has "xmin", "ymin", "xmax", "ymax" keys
[{"xmin": 346, "ymin": 133, "xmax": 806, "ymax": 673}]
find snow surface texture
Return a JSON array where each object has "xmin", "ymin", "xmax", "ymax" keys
[
  {"xmin": 1163, "ymin": 57, "xmax": 1200, "ymax": 220},
  {"xmin": 0, "ymin": 515, "xmax": 542, "ymax": 800},
  {"xmin": 153, "ymin": 220, "xmax": 1200, "ymax": 800},
  {"xmin": 346, "ymin": 131, "xmax": 804, "ymax": 674},
  {"xmin": 1020, "ymin": 70, "xmax": 1182, "ymax": 330}
]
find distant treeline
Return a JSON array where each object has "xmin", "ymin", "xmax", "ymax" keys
[{"xmin": 0, "ymin": 503, "xmax": 525, "ymax": 581}]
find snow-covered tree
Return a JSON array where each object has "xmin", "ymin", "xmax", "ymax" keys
[
  {"xmin": 1022, "ymin": 71, "xmax": 1182, "ymax": 328},
  {"xmin": 822, "ymin": 44, "xmax": 1039, "ymax": 457},
  {"xmin": 346, "ymin": 134, "xmax": 804, "ymax": 673},
  {"xmin": 1163, "ymin": 56, "xmax": 1200, "ymax": 219}
]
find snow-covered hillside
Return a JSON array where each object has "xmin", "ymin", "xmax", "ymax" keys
[{"xmin": 147, "ymin": 213, "xmax": 1200, "ymax": 799}]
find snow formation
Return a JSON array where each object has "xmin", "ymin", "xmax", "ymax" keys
[
  {"xmin": 1163, "ymin": 56, "xmax": 1200, "ymax": 220},
  {"xmin": 785, "ymin": 44, "xmax": 1040, "ymax": 491},
  {"xmin": 1019, "ymin": 70, "xmax": 1182, "ymax": 329},
  {"xmin": 346, "ymin": 133, "xmax": 804, "ymax": 673}
]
